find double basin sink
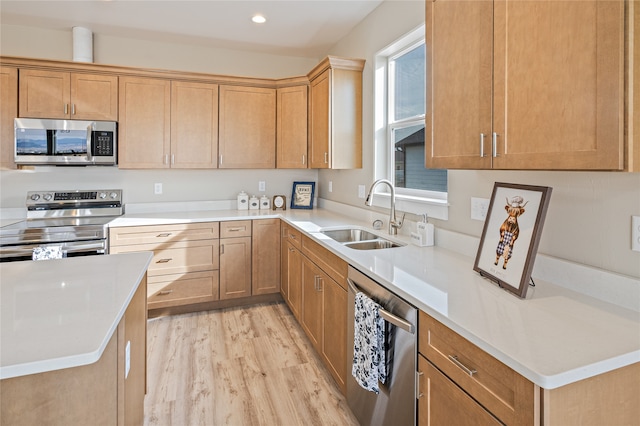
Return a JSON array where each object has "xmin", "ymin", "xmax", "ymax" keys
[{"xmin": 319, "ymin": 226, "xmax": 405, "ymax": 250}]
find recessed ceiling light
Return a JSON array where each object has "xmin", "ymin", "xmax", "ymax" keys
[{"xmin": 251, "ymin": 14, "xmax": 266, "ymax": 24}]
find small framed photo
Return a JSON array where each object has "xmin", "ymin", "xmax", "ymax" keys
[
  {"xmin": 473, "ymin": 182, "xmax": 552, "ymax": 299},
  {"xmin": 291, "ymin": 181, "xmax": 315, "ymax": 209}
]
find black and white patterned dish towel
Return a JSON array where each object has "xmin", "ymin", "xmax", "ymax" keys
[
  {"xmin": 32, "ymin": 245, "xmax": 64, "ymax": 260},
  {"xmin": 352, "ymin": 291, "xmax": 386, "ymax": 394}
]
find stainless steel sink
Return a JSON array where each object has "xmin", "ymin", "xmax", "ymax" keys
[
  {"xmin": 344, "ymin": 240, "xmax": 403, "ymax": 250},
  {"xmin": 319, "ymin": 227, "xmax": 405, "ymax": 250},
  {"xmin": 320, "ymin": 228, "xmax": 380, "ymax": 243}
]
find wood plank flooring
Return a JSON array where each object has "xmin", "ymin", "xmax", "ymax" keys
[{"xmin": 144, "ymin": 301, "xmax": 360, "ymax": 426}]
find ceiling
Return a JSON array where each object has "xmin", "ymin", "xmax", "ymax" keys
[{"xmin": 0, "ymin": 0, "xmax": 384, "ymax": 58}]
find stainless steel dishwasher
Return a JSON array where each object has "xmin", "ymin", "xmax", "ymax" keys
[{"xmin": 346, "ymin": 266, "xmax": 417, "ymax": 426}]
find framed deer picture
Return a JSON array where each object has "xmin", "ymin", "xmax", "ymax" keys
[{"xmin": 474, "ymin": 182, "xmax": 552, "ymax": 299}]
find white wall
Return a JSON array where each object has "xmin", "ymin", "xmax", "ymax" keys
[
  {"xmin": 1, "ymin": 3, "xmax": 639, "ymax": 279},
  {"xmin": 323, "ymin": 0, "xmax": 640, "ymax": 279}
]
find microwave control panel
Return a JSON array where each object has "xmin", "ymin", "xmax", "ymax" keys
[{"xmin": 92, "ymin": 131, "xmax": 115, "ymax": 156}]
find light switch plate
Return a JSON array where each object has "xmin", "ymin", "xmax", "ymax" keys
[
  {"xmin": 471, "ymin": 197, "xmax": 490, "ymax": 221},
  {"xmin": 358, "ymin": 185, "xmax": 366, "ymax": 199},
  {"xmin": 632, "ymin": 216, "xmax": 640, "ymax": 252}
]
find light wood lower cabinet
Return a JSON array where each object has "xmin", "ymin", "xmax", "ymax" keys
[
  {"xmin": 252, "ymin": 218, "xmax": 281, "ymax": 295},
  {"xmin": 1, "ymin": 275, "xmax": 147, "ymax": 426},
  {"xmin": 283, "ymin": 227, "xmax": 348, "ymax": 394},
  {"xmin": 418, "ymin": 311, "xmax": 536, "ymax": 425},
  {"xmin": 219, "ymin": 220, "xmax": 252, "ymax": 300},
  {"xmin": 110, "ymin": 222, "xmax": 220, "ymax": 309}
]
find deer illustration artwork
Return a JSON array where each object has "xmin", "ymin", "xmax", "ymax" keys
[{"xmin": 495, "ymin": 195, "xmax": 528, "ymax": 270}]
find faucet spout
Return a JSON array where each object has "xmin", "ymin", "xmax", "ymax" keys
[{"xmin": 364, "ymin": 179, "xmax": 403, "ymax": 235}]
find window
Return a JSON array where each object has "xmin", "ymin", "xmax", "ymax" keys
[{"xmin": 374, "ymin": 25, "xmax": 448, "ymax": 220}]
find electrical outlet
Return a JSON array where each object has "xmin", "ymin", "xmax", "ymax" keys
[
  {"xmin": 258, "ymin": 181, "xmax": 266, "ymax": 192},
  {"xmin": 358, "ymin": 185, "xmax": 366, "ymax": 199},
  {"xmin": 329, "ymin": 181, "xmax": 333, "ymax": 192},
  {"xmin": 471, "ymin": 197, "xmax": 489, "ymax": 221},
  {"xmin": 632, "ymin": 216, "xmax": 640, "ymax": 252},
  {"xmin": 154, "ymin": 183, "xmax": 162, "ymax": 195}
]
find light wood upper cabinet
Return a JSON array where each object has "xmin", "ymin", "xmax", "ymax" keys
[
  {"xmin": 308, "ymin": 57, "xmax": 364, "ymax": 169},
  {"xmin": 219, "ymin": 85, "xmax": 276, "ymax": 168},
  {"xmin": 0, "ymin": 67, "xmax": 17, "ymax": 169},
  {"xmin": 277, "ymin": 85, "xmax": 308, "ymax": 168},
  {"xmin": 171, "ymin": 81, "xmax": 219, "ymax": 168},
  {"xmin": 118, "ymin": 76, "xmax": 171, "ymax": 168},
  {"xmin": 252, "ymin": 219, "xmax": 281, "ymax": 295},
  {"xmin": 426, "ymin": 0, "xmax": 625, "ymax": 170},
  {"xmin": 19, "ymin": 69, "xmax": 117, "ymax": 120}
]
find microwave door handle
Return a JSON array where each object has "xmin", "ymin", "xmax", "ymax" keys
[{"xmin": 86, "ymin": 124, "xmax": 94, "ymax": 162}]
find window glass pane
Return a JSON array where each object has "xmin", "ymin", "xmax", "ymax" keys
[
  {"xmin": 393, "ymin": 123, "xmax": 447, "ymax": 192},
  {"xmin": 393, "ymin": 44, "xmax": 425, "ymax": 121}
]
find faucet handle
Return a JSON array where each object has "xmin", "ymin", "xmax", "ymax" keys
[{"xmin": 393, "ymin": 212, "xmax": 406, "ymax": 229}]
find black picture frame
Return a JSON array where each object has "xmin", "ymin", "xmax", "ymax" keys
[
  {"xmin": 291, "ymin": 181, "xmax": 315, "ymax": 209},
  {"xmin": 473, "ymin": 182, "xmax": 552, "ymax": 298}
]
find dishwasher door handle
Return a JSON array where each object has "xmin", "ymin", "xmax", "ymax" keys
[{"xmin": 347, "ymin": 278, "xmax": 415, "ymax": 334}]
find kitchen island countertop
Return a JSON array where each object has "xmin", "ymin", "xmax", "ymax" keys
[
  {"xmin": 0, "ymin": 251, "xmax": 153, "ymax": 379},
  {"xmin": 108, "ymin": 206, "xmax": 640, "ymax": 390}
]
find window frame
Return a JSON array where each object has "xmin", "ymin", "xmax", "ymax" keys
[{"xmin": 373, "ymin": 24, "xmax": 449, "ymax": 220}]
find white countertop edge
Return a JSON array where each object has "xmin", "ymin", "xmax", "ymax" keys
[{"xmin": 0, "ymin": 252, "xmax": 153, "ymax": 380}]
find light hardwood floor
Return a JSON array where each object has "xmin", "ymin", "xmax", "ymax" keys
[{"xmin": 144, "ymin": 302, "xmax": 360, "ymax": 426}]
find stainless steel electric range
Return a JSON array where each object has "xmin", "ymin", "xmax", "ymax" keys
[{"xmin": 0, "ymin": 189, "xmax": 123, "ymax": 262}]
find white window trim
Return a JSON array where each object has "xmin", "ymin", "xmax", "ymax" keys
[{"xmin": 373, "ymin": 24, "xmax": 449, "ymax": 220}]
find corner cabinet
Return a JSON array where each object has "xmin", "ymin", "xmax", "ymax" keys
[
  {"xmin": 277, "ymin": 84, "xmax": 309, "ymax": 169},
  {"xmin": 218, "ymin": 85, "xmax": 276, "ymax": 168},
  {"xmin": 425, "ymin": 0, "xmax": 626, "ymax": 170},
  {"xmin": 0, "ymin": 66, "xmax": 17, "ymax": 169},
  {"xmin": 18, "ymin": 69, "xmax": 118, "ymax": 120},
  {"xmin": 307, "ymin": 56, "xmax": 364, "ymax": 169}
]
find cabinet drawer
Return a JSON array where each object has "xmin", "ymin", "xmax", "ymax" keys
[
  {"xmin": 113, "ymin": 239, "xmax": 219, "ymax": 276},
  {"xmin": 283, "ymin": 225, "xmax": 302, "ymax": 249},
  {"xmin": 109, "ymin": 222, "xmax": 219, "ymax": 247},
  {"xmin": 148, "ymin": 271, "xmax": 219, "ymax": 308},
  {"xmin": 220, "ymin": 220, "xmax": 252, "ymax": 238},
  {"xmin": 418, "ymin": 311, "xmax": 535, "ymax": 425},
  {"xmin": 300, "ymin": 235, "xmax": 347, "ymax": 290}
]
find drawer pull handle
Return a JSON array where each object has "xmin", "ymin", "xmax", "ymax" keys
[
  {"xmin": 449, "ymin": 355, "xmax": 477, "ymax": 377},
  {"xmin": 416, "ymin": 371, "xmax": 424, "ymax": 399},
  {"xmin": 158, "ymin": 290, "xmax": 174, "ymax": 295},
  {"xmin": 227, "ymin": 227, "xmax": 244, "ymax": 232},
  {"xmin": 156, "ymin": 258, "xmax": 172, "ymax": 263},
  {"xmin": 289, "ymin": 234, "xmax": 297, "ymax": 240},
  {"xmin": 157, "ymin": 233, "xmax": 172, "ymax": 237}
]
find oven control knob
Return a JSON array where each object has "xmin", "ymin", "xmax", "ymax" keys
[
  {"xmin": 98, "ymin": 192, "xmax": 107, "ymax": 199},
  {"xmin": 43, "ymin": 193, "xmax": 53, "ymax": 201},
  {"xmin": 30, "ymin": 194, "xmax": 40, "ymax": 201},
  {"xmin": 109, "ymin": 192, "xmax": 118, "ymax": 199}
]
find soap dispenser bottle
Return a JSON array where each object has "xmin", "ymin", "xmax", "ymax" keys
[{"xmin": 414, "ymin": 213, "xmax": 434, "ymax": 247}]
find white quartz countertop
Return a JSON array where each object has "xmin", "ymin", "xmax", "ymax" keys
[
  {"xmin": 108, "ymin": 207, "xmax": 640, "ymax": 390},
  {"xmin": 0, "ymin": 251, "xmax": 153, "ymax": 379}
]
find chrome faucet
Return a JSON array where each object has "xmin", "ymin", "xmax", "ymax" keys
[{"xmin": 365, "ymin": 179, "xmax": 404, "ymax": 235}]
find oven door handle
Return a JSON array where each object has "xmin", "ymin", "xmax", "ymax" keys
[
  {"xmin": 347, "ymin": 278, "xmax": 415, "ymax": 334},
  {"xmin": 0, "ymin": 240, "xmax": 106, "ymax": 257}
]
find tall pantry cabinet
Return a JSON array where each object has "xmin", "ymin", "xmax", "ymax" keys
[{"xmin": 425, "ymin": 0, "xmax": 626, "ymax": 170}]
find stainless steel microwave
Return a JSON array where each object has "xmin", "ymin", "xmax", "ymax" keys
[{"xmin": 14, "ymin": 118, "xmax": 117, "ymax": 166}]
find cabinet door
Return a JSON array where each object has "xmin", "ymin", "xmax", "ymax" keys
[
  {"xmin": 277, "ymin": 85, "xmax": 308, "ymax": 168},
  {"xmin": 309, "ymin": 69, "xmax": 330, "ymax": 168},
  {"xmin": 170, "ymin": 81, "xmax": 219, "ymax": 169},
  {"xmin": 301, "ymin": 257, "xmax": 323, "ymax": 351},
  {"xmin": 425, "ymin": 0, "xmax": 493, "ymax": 169},
  {"xmin": 286, "ymin": 243, "xmax": 302, "ymax": 320},
  {"xmin": 118, "ymin": 76, "xmax": 171, "ymax": 169},
  {"xmin": 218, "ymin": 85, "xmax": 276, "ymax": 168},
  {"xmin": 70, "ymin": 73, "xmax": 118, "ymax": 120},
  {"xmin": 492, "ymin": 1, "xmax": 624, "ymax": 170},
  {"xmin": 418, "ymin": 356, "xmax": 502, "ymax": 426},
  {"xmin": 19, "ymin": 69, "xmax": 70, "ymax": 119},
  {"xmin": 252, "ymin": 219, "xmax": 281, "ymax": 295},
  {"xmin": 0, "ymin": 67, "xmax": 17, "ymax": 169},
  {"xmin": 219, "ymin": 236, "xmax": 252, "ymax": 300},
  {"xmin": 322, "ymin": 275, "xmax": 347, "ymax": 394}
]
